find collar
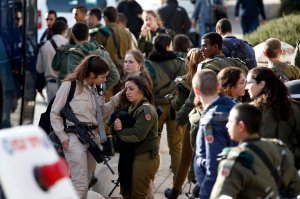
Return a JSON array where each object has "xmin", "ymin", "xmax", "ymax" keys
[{"xmin": 240, "ymin": 133, "xmax": 261, "ymax": 143}]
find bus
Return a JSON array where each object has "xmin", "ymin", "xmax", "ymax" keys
[{"xmin": 0, "ymin": 0, "xmax": 38, "ymax": 128}]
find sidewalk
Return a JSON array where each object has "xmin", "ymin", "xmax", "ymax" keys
[{"xmin": 92, "ymin": 130, "xmax": 196, "ymax": 199}]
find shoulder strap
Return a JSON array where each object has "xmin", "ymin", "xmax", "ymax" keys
[
  {"xmin": 108, "ymin": 27, "xmax": 122, "ymax": 59},
  {"xmin": 66, "ymin": 80, "xmax": 76, "ymax": 104},
  {"xmin": 246, "ymin": 142, "xmax": 280, "ymax": 185},
  {"xmin": 50, "ymin": 38, "xmax": 58, "ymax": 50},
  {"xmin": 62, "ymin": 80, "xmax": 77, "ymax": 128}
]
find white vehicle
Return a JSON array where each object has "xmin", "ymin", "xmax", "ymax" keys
[{"xmin": 0, "ymin": 125, "xmax": 79, "ymax": 199}]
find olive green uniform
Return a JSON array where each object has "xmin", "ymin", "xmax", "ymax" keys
[
  {"xmin": 116, "ymin": 100, "xmax": 160, "ymax": 199},
  {"xmin": 176, "ymin": 55, "xmax": 248, "ymax": 126},
  {"xmin": 211, "ymin": 134, "xmax": 300, "ymax": 199},
  {"xmin": 269, "ymin": 60, "xmax": 300, "ymax": 81},
  {"xmin": 95, "ymin": 23, "xmax": 132, "ymax": 78},
  {"xmin": 146, "ymin": 58, "xmax": 186, "ymax": 178},
  {"xmin": 258, "ymin": 101, "xmax": 300, "ymax": 169}
]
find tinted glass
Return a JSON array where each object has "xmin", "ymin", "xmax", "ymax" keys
[{"xmin": 47, "ymin": 0, "xmax": 104, "ymax": 12}]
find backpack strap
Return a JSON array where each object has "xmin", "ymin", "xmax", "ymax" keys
[
  {"xmin": 245, "ymin": 142, "xmax": 281, "ymax": 187},
  {"xmin": 107, "ymin": 27, "xmax": 122, "ymax": 60},
  {"xmin": 62, "ymin": 80, "xmax": 77, "ymax": 128},
  {"xmin": 50, "ymin": 38, "xmax": 58, "ymax": 50}
]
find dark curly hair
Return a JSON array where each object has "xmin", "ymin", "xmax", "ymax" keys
[
  {"xmin": 116, "ymin": 76, "xmax": 154, "ymax": 111},
  {"xmin": 248, "ymin": 67, "xmax": 291, "ymax": 120}
]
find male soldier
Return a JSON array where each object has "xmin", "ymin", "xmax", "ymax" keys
[
  {"xmin": 96, "ymin": 6, "xmax": 132, "ymax": 85},
  {"xmin": 72, "ymin": 5, "xmax": 87, "ymax": 23},
  {"xmin": 88, "ymin": 8, "xmax": 103, "ymax": 42},
  {"xmin": 52, "ymin": 22, "xmax": 119, "ymax": 90},
  {"xmin": 36, "ymin": 20, "xmax": 68, "ymax": 103},
  {"xmin": 192, "ymin": 69, "xmax": 237, "ymax": 199},
  {"xmin": 264, "ymin": 38, "xmax": 300, "ymax": 82},
  {"xmin": 215, "ymin": 18, "xmax": 257, "ymax": 69},
  {"xmin": 176, "ymin": 32, "xmax": 248, "ymax": 138},
  {"xmin": 210, "ymin": 103, "xmax": 300, "ymax": 199}
]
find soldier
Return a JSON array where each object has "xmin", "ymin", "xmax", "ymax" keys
[
  {"xmin": 52, "ymin": 22, "xmax": 120, "ymax": 90},
  {"xmin": 176, "ymin": 32, "xmax": 248, "ymax": 134},
  {"xmin": 192, "ymin": 69, "xmax": 237, "ymax": 199},
  {"xmin": 145, "ymin": 34, "xmax": 186, "ymax": 186},
  {"xmin": 210, "ymin": 103, "xmax": 300, "ymax": 199},
  {"xmin": 264, "ymin": 38, "xmax": 300, "ymax": 82},
  {"xmin": 88, "ymin": 8, "xmax": 103, "ymax": 42},
  {"xmin": 112, "ymin": 76, "xmax": 160, "ymax": 199}
]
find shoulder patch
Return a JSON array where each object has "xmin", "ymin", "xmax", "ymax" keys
[
  {"xmin": 145, "ymin": 114, "xmax": 152, "ymax": 121},
  {"xmin": 221, "ymin": 160, "xmax": 235, "ymax": 177}
]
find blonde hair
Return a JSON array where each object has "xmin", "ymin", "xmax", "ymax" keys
[{"xmin": 143, "ymin": 10, "xmax": 163, "ymax": 28}]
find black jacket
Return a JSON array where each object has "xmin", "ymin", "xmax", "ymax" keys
[{"xmin": 158, "ymin": 0, "xmax": 191, "ymax": 35}]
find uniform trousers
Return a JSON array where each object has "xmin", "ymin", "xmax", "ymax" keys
[
  {"xmin": 158, "ymin": 104, "xmax": 184, "ymax": 179},
  {"xmin": 46, "ymin": 81, "xmax": 58, "ymax": 104},
  {"xmin": 64, "ymin": 133, "xmax": 97, "ymax": 199},
  {"xmin": 124, "ymin": 152, "xmax": 160, "ymax": 199},
  {"xmin": 173, "ymin": 125, "xmax": 194, "ymax": 191}
]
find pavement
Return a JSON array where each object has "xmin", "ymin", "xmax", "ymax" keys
[{"xmin": 33, "ymin": 1, "xmax": 281, "ymax": 198}]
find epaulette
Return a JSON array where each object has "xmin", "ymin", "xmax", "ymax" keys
[
  {"xmin": 176, "ymin": 57, "xmax": 185, "ymax": 61},
  {"xmin": 227, "ymin": 147, "xmax": 254, "ymax": 170},
  {"xmin": 261, "ymin": 138, "xmax": 286, "ymax": 147},
  {"xmin": 142, "ymin": 102, "xmax": 152, "ymax": 121},
  {"xmin": 89, "ymin": 27, "xmax": 99, "ymax": 34},
  {"xmin": 174, "ymin": 76, "xmax": 184, "ymax": 83},
  {"xmin": 198, "ymin": 59, "xmax": 213, "ymax": 70}
]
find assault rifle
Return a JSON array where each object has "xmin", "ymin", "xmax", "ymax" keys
[{"xmin": 61, "ymin": 104, "xmax": 115, "ymax": 175}]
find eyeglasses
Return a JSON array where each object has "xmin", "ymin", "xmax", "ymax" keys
[{"xmin": 16, "ymin": 17, "xmax": 22, "ymax": 21}]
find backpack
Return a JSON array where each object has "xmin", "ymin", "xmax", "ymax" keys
[
  {"xmin": 222, "ymin": 36, "xmax": 257, "ymax": 70},
  {"xmin": 36, "ymin": 38, "xmax": 58, "ymax": 93},
  {"xmin": 291, "ymin": 39, "xmax": 300, "ymax": 68},
  {"xmin": 38, "ymin": 80, "xmax": 76, "ymax": 135},
  {"xmin": 269, "ymin": 63, "xmax": 291, "ymax": 83}
]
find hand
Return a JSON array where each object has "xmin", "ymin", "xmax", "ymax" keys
[
  {"xmin": 114, "ymin": 118, "xmax": 122, "ymax": 131},
  {"xmin": 235, "ymin": 16, "xmax": 240, "ymax": 22},
  {"xmin": 140, "ymin": 24, "xmax": 148, "ymax": 37},
  {"xmin": 62, "ymin": 139, "xmax": 69, "ymax": 150}
]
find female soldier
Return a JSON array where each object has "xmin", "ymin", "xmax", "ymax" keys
[
  {"xmin": 51, "ymin": 55, "xmax": 120, "ymax": 199},
  {"xmin": 246, "ymin": 67, "xmax": 300, "ymax": 169},
  {"xmin": 217, "ymin": 66, "xmax": 246, "ymax": 100},
  {"xmin": 164, "ymin": 48, "xmax": 204, "ymax": 198},
  {"xmin": 113, "ymin": 76, "xmax": 160, "ymax": 199},
  {"xmin": 123, "ymin": 49, "xmax": 153, "ymax": 89},
  {"xmin": 147, "ymin": 34, "xmax": 186, "ymax": 184},
  {"xmin": 138, "ymin": 10, "xmax": 171, "ymax": 57}
]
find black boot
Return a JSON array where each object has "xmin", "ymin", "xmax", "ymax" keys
[
  {"xmin": 102, "ymin": 136, "xmax": 115, "ymax": 156},
  {"xmin": 164, "ymin": 188, "xmax": 180, "ymax": 199}
]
